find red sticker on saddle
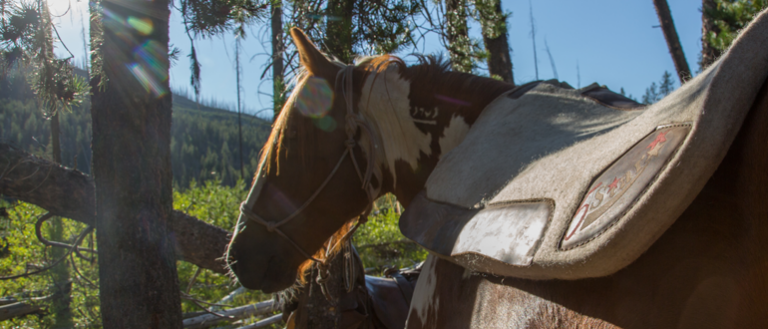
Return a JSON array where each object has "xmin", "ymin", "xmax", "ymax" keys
[{"xmin": 561, "ymin": 125, "xmax": 690, "ymax": 250}]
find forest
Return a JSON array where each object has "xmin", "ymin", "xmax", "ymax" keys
[{"xmin": 0, "ymin": 0, "xmax": 764, "ymax": 328}]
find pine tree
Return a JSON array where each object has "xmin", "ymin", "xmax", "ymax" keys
[{"xmin": 476, "ymin": 0, "xmax": 513, "ymax": 83}]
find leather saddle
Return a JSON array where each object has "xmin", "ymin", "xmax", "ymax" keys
[{"xmin": 400, "ymin": 9, "xmax": 768, "ymax": 280}]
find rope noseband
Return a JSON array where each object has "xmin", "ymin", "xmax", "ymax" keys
[{"xmin": 237, "ymin": 65, "xmax": 381, "ymax": 268}]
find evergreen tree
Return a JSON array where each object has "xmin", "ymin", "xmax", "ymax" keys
[
  {"xmin": 445, "ymin": 0, "xmax": 474, "ymax": 72},
  {"xmin": 642, "ymin": 71, "xmax": 676, "ymax": 104},
  {"xmin": 476, "ymin": 0, "xmax": 513, "ymax": 83},
  {"xmin": 702, "ymin": 0, "xmax": 768, "ymax": 69}
]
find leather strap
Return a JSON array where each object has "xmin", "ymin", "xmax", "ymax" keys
[
  {"xmin": 238, "ymin": 64, "xmax": 381, "ymax": 270},
  {"xmin": 389, "ymin": 272, "xmax": 414, "ymax": 305}
]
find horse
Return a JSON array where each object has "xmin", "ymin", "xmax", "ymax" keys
[{"xmin": 227, "ymin": 24, "xmax": 768, "ymax": 328}]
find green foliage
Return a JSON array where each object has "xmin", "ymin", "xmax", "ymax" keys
[
  {"xmin": 0, "ymin": 201, "xmax": 100, "ymax": 329},
  {"xmin": 0, "ymin": 182, "xmax": 291, "ymax": 328},
  {"xmin": 173, "ymin": 181, "xmax": 280, "ymax": 328},
  {"xmin": 705, "ymin": 0, "xmax": 768, "ymax": 52},
  {"xmin": 354, "ymin": 195, "xmax": 427, "ymax": 274}
]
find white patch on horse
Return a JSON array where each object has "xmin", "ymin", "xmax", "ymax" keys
[
  {"xmin": 358, "ymin": 66, "xmax": 432, "ymax": 187},
  {"xmin": 439, "ymin": 114, "xmax": 471, "ymax": 158},
  {"xmin": 407, "ymin": 254, "xmax": 440, "ymax": 326}
]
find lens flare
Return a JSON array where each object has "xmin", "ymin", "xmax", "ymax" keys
[
  {"xmin": 296, "ymin": 77, "xmax": 333, "ymax": 118},
  {"xmin": 313, "ymin": 116, "xmax": 337, "ymax": 132},
  {"xmin": 134, "ymin": 40, "xmax": 168, "ymax": 80},
  {"xmin": 127, "ymin": 62, "xmax": 166, "ymax": 97},
  {"xmin": 100, "ymin": 4, "xmax": 168, "ymax": 98},
  {"xmin": 127, "ymin": 16, "xmax": 154, "ymax": 36}
]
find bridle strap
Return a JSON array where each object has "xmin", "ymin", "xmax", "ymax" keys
[{"xmin": 238, "ymin": 64, "xmax": 380, "ymax": 268}]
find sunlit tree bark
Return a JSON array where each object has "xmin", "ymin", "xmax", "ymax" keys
[
  {"xmin": 445, "ymin": 0, "xmax": 472, "ymax": 72},
  {"xmin": 653, "ymin": 0, "xmax": 692, "ymax": 82},
  {"xmin": 478, "ymin": 0, "xmax": 513, "ymax": 84},
  {"xmin": 90, "ymin": 0, "xmax": 182, "ymax": 327}
]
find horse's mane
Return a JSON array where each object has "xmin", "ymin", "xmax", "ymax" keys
[{"xmin": 259, "ymin": 53, "xmax": 509, "ymax": 287}]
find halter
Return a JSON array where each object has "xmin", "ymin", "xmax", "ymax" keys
[{"xmin": 237, "ymin": 64, "xmax": 382, "ymax": 268}]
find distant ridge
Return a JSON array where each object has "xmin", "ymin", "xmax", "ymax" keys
[{"xmin": 2, "ymin": 67, "xmax": 271, "ymax": 188}]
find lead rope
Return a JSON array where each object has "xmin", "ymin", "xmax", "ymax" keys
[{"xmin": 239, "ymin": 64, "xmax": 381, "ymax": 300}]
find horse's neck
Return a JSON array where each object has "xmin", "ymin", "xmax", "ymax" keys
[{"xmin": 358, "ymin": 67, "xmax": 514, "ymax": 206}]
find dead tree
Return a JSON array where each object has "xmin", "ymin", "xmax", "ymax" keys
[
  {"xmin": 653, "ymin": 0, "xmax": 692, "ymax": 83},
  {"xmin": 0, "ymin": 143, "xmax": 231, "ymax": 274}
]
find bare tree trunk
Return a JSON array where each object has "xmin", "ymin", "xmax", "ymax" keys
[
  {"xmin": 701, "ymin": 0, "xmax": 721, "ymax": 69},
  {"xmin": 90, "ymin": 0, "xmax": 182, "ymax": 327},
  {"xmin": 528, "ymin": 0, "xmax": 538, "ymax": 80},
  {"xmin": 653, "ymin": 0, "xmax": 692, "ymax": 83},
  {"xmin": 445, "ymin": 0, "xmax": 472, "ymax": 73},
  {"xmin": 479, "ymin": 0, "xmax": 513, "ymax": 84},
  {"xmin": 39, "ymin": 2, "xmax": 73, "ymax": 326},
  {"xmin": 272, "ymin": 0, "xmax": 284, "ymax": 120},
  {"xmin": 325, "ymin": 0, "xmax": 354, "ymax": 63},
  {"xmin": 0, "ymin": 143, "xmax": 232, "ymax": 274}
]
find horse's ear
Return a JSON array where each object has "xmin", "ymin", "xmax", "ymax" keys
[{"xmin": 291, "ymin": 28, "xmax": 334, "ymax": 76}]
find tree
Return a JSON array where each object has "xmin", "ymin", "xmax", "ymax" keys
[
  {"xmin": 701, "ymin": 0, "xmax": 768, "ymax": 70},
  {"xmin": 642, "ymin": 70, "xmax": 676, "ymax": 104},
  {"xmin": 445, "ymin": 0, "xmax": 473, "ymax": 72},
  {"xmin": 0, "ymin": 1, "xmax": 87, "ymax": 324},
  {"xmin": 36, "ymin": 2, "xmax": 72, "ymax": 327},
  {"xmin": 272, "ymin": 0, "xmax": 285, "ymax": 119},
  {"xmin": 476, "ymin": 0, "xmax": 513, "ymax": 83},
  {"xmin": 89, "ymin": 0, "xmax": 182, "ymax": 327},
  {"xmin": 652, "ymin": 0, "xmax": 692, "ymax": 83},
  {"xmin": 701, "ymin": 0, "xmax": 721, "ymax": 69}
]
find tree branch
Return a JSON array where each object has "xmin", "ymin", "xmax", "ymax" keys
[{"xmin": 0, "ymin": 143, "xmax": 231, "ymax": 274}]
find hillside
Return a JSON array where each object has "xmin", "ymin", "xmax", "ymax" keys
[{"xmin": 0, "ymin": 70, "xmax": 271, "ymax": 189}]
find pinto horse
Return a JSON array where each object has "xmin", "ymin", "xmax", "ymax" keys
[{"xmin": 227, "ymin": 28, "xmax": 768, "ymax": 328}]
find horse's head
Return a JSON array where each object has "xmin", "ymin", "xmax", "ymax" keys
[
  {"xmin": 226, "ymin": 28, "xmax": 384, "ymax": 292},
  {"xmin": 227, "ymin": 28, "xmax": 514, "ymax": 292}
]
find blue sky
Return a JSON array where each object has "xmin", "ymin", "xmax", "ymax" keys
[{"xmin": 49, "ymin": 0, "xmax": 703, "ymax": 120}]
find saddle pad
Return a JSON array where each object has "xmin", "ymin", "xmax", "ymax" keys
[{"xmin": 400, "ymin": 9, "xmax": 768, "ymax": 280}]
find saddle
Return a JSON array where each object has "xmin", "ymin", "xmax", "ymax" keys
[{"xmin": 400, "ymin": 9, "xmax": 768, "ymax": 280}]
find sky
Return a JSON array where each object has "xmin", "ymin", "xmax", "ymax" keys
[{"xmin": 47, "ymin": 0, "xmax": 704, "ymax": 120}]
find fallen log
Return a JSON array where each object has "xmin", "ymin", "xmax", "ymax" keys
[
  {"xmin": 0, "ymin": 143, "xmax": 231, "ymax": 274},
  {"xmin": 0, "ymin": 302, "xmax": 41, "ymax": 321},
  {"xmin": 182, "ymin": 300, "xmax": 277, "ymax": 329}
]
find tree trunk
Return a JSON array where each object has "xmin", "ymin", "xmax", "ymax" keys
[
  {"xmin": 40, "ymin": 1, "xmax": 74, "ymax": 325},
  {"xmin": 0, "ymin": 143, "xmax": 232, "ymax": 274},
  {"xmin": 701, "ymin": 0, "xmax": 721, "ymax": 69},
  {"xmin": 479, "ymin": 0, "xmax": 513, "ymax": 84},
  {"xmin": 445, "ymin": 0, "xmax": 472, "ymax": 73},
  {"xmin": 653, "ymin": 0, "xmax": 692, "ymax": 83},
  {"xmin": 324, "ymin": 0, "xmax": 354, "ymax": 64},
  {"xmin": 90, "ymin": 0, "xmax": 182, "ymax": 327},
  {"xmin": 272, "ymin": 0, "xmax": 284, "ymax": 120}
]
